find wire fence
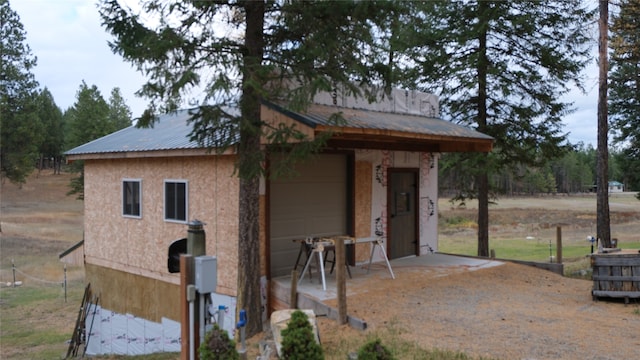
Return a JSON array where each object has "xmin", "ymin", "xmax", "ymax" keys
[
  {"xmin": 4, "ymin": 260, "xmax": 70, "ymax": 302},
  {"xmin": 12, "ymin": 267, "xmax": 64, "ymax": 286}
]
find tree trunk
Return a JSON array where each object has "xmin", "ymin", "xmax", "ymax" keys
[
  {"xmin": 476, "ymin": 1, "xmax": 490, "ymax": 257},
  {"xmin": 597, "ymin": 0, "xmax": 611, "ymax": 247},
  {"xmin": 237, "ymin": 0, "xmax": 265, "ymax": 338}
]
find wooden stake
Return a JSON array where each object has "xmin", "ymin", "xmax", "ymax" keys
[
  {"xmin": 290, "ymin": 269, "xmax": 298, "ymax": 309},
  {"xmin": 336, "ymin": 238, "xmax": 347, "ymax": 325},
  {"xmin": 556, "ymin": 226, "xmax": 563, "ymax": 264}
]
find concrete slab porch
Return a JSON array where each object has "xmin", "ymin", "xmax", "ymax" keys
[{"xmin": 269, "ymin": 253, "xmax": 504, "ymax": 329}]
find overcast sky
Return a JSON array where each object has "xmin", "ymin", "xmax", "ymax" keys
[{"xmin": 12, "ymin": 0, "xmax": 600, "ymax": 147}]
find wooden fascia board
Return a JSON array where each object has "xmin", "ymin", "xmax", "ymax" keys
[{"xmin": 317, "ymin": 126, "xmax": 493, "ymax": 153}]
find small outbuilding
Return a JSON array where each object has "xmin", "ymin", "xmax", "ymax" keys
[
  {"xmin": 65, "ymin": 88, "xmax": 493, "ymax": 356},
  {"xmin": 608, "ymin": 181, "xmax": 624, "ymax": 193}
]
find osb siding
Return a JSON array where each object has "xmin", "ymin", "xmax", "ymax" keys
[
  {"xmin": 84, "ymin": 155, "xmax": 239, "ymax": 296},
  {"xmin": 86, "ymin": 263, "xmax": 180, "ymax": 322},
  {"xmin": 261, "ymin": 104, "xmax": 315, "ymax": 143},
  {"xmin": 354, "ymin": 160, "xmax": 372, "ymax": 263}
]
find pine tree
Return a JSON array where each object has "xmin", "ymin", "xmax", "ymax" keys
[
  {"xmin": 0, "ymin": 0, "xmax": 41, "ymax": 185},
  {"xmin": 36, "ymin": 88, "xmax": 64, "ymax": 173},
  {"xmin": 597, "ymin": 0, "xmax": 611, "ymax": 246},
  {"xmin": 398, "ymin": 1, "xmax": 594, "ymax": 256},
  {"xmin": 610, "ymin": 0, "xmax": 640, "ymax": 198},
  {"xmin": 65, "ymin": 81, "xmax": 132, "ymax": 199},
  {"xmin": 99, "ymin": 0, "xmax": 396, "ymax": 336},
  {"xmin": 108, "ymin": 87, "xmax": 132, "ymax": 130},
  {"xmin": 280, "ymin": 310, "xmax": 323, "ymax": 360},
  {"xmin": 64, "ymin": 81, "xmax": 111, "ymax": 150}
]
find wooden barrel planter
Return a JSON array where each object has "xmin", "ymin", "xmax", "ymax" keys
[{"xmin": 591, "ymin": 250, "xmax": 640, "ymax": 303}]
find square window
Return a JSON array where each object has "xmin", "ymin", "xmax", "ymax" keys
[
  {"xmin": 123, "ymin": 179, "xmax": 141, "ymax": 218},
  {"xmin": 165, "ymin": 180, "xmax": 188, "ymax": 222},
  {"xmin": 394, "ymin": 191, "xmax": 411, "ymax": 215}
]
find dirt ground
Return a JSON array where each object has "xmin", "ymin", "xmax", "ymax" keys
[
  {"xmin": 314, "ymin": 261, "xmax": 640, "ymax": 360},
  {"xmin": 2, "ymin": 172, "xmax": 640, "ymax": 360}
]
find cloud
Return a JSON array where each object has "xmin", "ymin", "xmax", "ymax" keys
[{"xmin": 13, "ymin": 0, "xmax": 148, "ymax": 115}]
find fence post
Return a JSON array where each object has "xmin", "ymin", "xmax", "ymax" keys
[
  {"xmin": 64, "ymin": 264, "xmax": 68, "ymax": 303},
  {"xmin": 556, "ymin": 226, "xmax": 563, "ymax": 264},
  {"xmin": 336, "ymin": 237, "xmax": 347, "ymax": 325},
  {"xmin": 12, "ymin": 259, "xmax": 16, "ymax": 288}
]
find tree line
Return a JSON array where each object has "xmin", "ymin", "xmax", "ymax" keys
[
  {"xmin": 440, "ymin": 142, "xmax": 635, "ymax": 196},
  {"xmin": 1, "ymin": 0, "xmax": 132, "ymax": 188}
]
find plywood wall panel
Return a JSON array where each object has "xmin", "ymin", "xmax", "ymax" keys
[
  {"xmin": 354, "ymin": 160, "xmax": 373, "ymax": 262},
  {"xmin": 84, "ymin": 154, "xmax": 239, "ymax": 297}
]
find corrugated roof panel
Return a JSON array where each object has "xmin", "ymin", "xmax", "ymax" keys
[
  {"xmin": 300, "ymin": 103, "xmax": 493, "ymax": 140},
  {"xmin": 65, "ymin": 109, "xmax": 238, "ymax": 156}
]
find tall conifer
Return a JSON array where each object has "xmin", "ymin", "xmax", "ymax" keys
[
  {"xmin": 398, "ymin": 1, "xmax": 594, "ymax": 256},
  {"xmin": 99, "ymin": 0, "xmax": 396, "ymax": 336}
]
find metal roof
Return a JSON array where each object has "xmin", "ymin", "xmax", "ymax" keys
[
  {"xmin": 268, "ymin": 102, "xmax": 493, "ymax": 141},
  {"xmin": 66, "ymin": 109, "xmax": 223, "ymax": 156},
  {"xmin": 66, "ymin": 102, "xmax": 492, "ymax": 158}
]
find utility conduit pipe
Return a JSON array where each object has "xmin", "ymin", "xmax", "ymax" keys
[{"xmin": 187, "ymin": 285, "xmax": 196, "ymax": 360}]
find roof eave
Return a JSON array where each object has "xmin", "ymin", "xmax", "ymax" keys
[
  {"xmin": 66, "ymin": 147, "xmax": 235, "ymax": 162},
  {"xmin": 316, "ymin": 126, "xmax": 493, "ymax": 153}
]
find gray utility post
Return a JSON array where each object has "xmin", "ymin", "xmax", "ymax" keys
[{"xmin": 187, "ymin": 220, "xmax": 206, "ymax": 256}]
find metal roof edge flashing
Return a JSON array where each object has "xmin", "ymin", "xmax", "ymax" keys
[{"xmin": 261, "ymin": 101, "xmax": 319, "ymax": 129}]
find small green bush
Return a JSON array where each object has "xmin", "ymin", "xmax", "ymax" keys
[
  {"xmin": 357, "ymin": 338, "xmax": 395, "ymax": 360},
  {"xmin": 280, "ymin": 310, "xmax": 323, "ymax": 360},
  {"xmin": 199, "ymin": 323, "xmax": 239, "ymax": 360}
]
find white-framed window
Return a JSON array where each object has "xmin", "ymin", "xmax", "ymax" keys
[
  {"xmin": 122, "ymin": 179, "xmax": 142, "ymax": 218},
  {"xmin": 164, "ymin": 179, "xmax": 188, "ymax": 222}
]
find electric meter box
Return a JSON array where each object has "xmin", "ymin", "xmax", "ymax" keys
[{"xmin": 194, "ymin": 256, "xmax": 217, "ymax": 293}]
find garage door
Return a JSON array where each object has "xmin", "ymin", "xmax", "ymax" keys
[{"xmin": 269, "ymin": 154, "xmax": 347, "ymax": 278}]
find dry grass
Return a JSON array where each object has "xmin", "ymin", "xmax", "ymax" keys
[
  {"xmin": 438, "ymin": 193, "xmax": 640, "ymax": 252},
  {"xmin": 1, "ymin": 171, "xmax": 85, "ymax": 360}
]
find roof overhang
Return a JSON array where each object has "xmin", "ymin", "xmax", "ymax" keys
[{"xmin": 262, "ymin": 102, "xmax": 493, "ymax": 153}]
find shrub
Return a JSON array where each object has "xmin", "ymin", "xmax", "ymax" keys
[
  {"xmin": 199, "ymin": 323, "xmax": 239, "ymax": 360},
  {"xmin": 357, "ymin": 338, "xmax": 395, "ymax": 360},
  {"xmin": 280, "ymin": 310, "xmax": 323, "ymax": 360}
]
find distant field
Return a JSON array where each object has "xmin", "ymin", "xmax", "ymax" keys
[
  {"xmin": 438, "ymin": 192, "xmax": 640, "ymax": 267},
  {"xmin": 1, "ymin": 171, "xmax": 85, "ymax": 360}
]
